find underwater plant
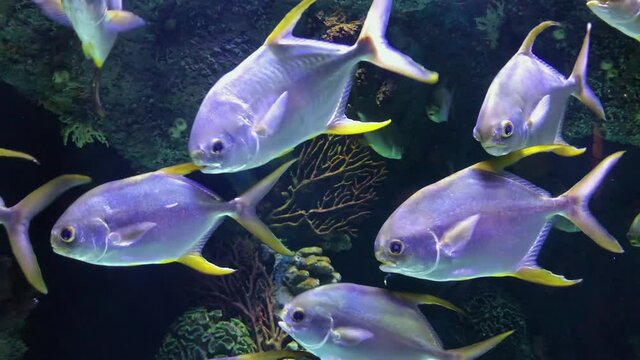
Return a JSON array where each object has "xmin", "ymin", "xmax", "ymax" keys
[
  {"xmin": 474, "ymin": 0, "xmax": 505, "ymax": 49},
  {"xmin": 60, "ymin": 115, "xmax": 109, "ymax": 148},
  {"xmin": 156, "ymin": 307, "xmax": 256, "ymax": 360},
  {"xmin": 199, "ymin": 236, "xmax": 290, "ymax": 353},
  {"xmin": 268, "ymin": 135, "xmax": 387, "ymax": 251}
]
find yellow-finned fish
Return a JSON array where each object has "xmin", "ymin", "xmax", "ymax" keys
[
  {"xmin": 188, "ymin": 0, "xmax": 438, "ymax": 174},
  {"xmin": 587, "ymin": 0, "xmax": 640, "ymax": 41}
]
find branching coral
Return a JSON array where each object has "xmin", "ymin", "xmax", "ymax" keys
[
  {"xmin": 200, "ymin": 237, "xmax": 289, "ymax": 353},
  {"xmin": 268, "ymin": 135, "xmax": 387, "ymax": 248},
  {"xmin": 60, "ymin": 115, "xmax": 109, "ymax": 148},
  {"xmin": 475, "ymin": 1, "xmax": 505, "ymax": 49}
]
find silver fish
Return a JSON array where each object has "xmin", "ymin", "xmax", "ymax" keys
[
  {"xmin": 587, "ymin": 0, "xmax": 640, "ymax": 41},
  {"xmin": 473, "ymin": 22, "xmax": 604, "ymax": 156},
  {"xmin": 627, "ymin": 212, "xmax": 640, "ymax": 247},
  {"xmin": 427, "ymin": 84, "xmax": 454, "ymax": 123},
  {"xmin": 50, "ymin": 161, "xmax": 295, "ymax": 275},
  {"xmin": 375, "ymin": 146, "xmax": 624, "ymax": 287},
  {"xmin": 32, "ymin": 0, "xmax": 144, "ymax": 68},
  {"xmin": 358, "ymin": 112, "xmax": 403, "ymax": 160},
  {"xmin": 188, "ymin": 0, "xmax": 437, "ymax": 174},
  {"xmin": 209, "ymin": 351, "xmax": 319, "ymax": 360},
  {"xmin": 278, "ymin": 283, "xmax": 512, "ymax": 360},
  {"xmin": 1, "ymin": 175, "xmax": 91, "ymax": 294}
]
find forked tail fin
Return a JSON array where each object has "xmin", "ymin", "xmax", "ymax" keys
[
  {"xmin": 569, "ymin": 23, "xmax": 605, "ymax": 120},
  {"xmin": 356, "ymin": 0, "xmax": 439, "ymax": 84},
  {"xmin": 559, "ymin": 151, "xmax": 624, "ymax": 253},
  {"xmin": 230, "ymin": 160, "xmax": 296, "ymax": 256},
  {"xmin": 0, "ymin": 175, "xmax": 91, "ymax": 294}
]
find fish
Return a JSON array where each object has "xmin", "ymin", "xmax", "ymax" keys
[
  {"xmin": 209, "ymin": 351, "xmax": 319, "ymax": 360},
  {"xmin": 50, "ymin": 161, "xmax": 296, "ymax": 275},
  {"xmin": 32, "ymin": 0, "xmax": 144, "ymax": 116},
  {"xmin": 426, "ymin": 84, "xmax": 454, "ymax": 123},
  {"xmin": 277, "ymin": 283, "xmax": 512, "ymax": 360},
  {"xmin": 587, "ymin": 0, "xmax": 640, "ymax": 41},
  {"xmin": 0, "ymin": 175, "xmax": 91, "ymax": 294},
  {"xmin": 374, "ymin": 145, "xmax": 624, "ymax": 287},
  {"xmin": 358, "ymin": 112, "xmax": 403, "ymax": 160},
  {"xmin": 32, "ymin": 0, "xmax": 144, "ymax": 69},
  {"xmin": 472, "ymin": 22, "xmax": 605, "ymax": 156},
  {"xmin": 627, "ymin": 212, "xmax": 640, "ymax": 247},
  {"xmin": 188, "ymin": 0, "xmax": 438, "ymax": 174},
  {"xmin": 0, "ymin": 148, "xmax": 39, "ymax": 164}
]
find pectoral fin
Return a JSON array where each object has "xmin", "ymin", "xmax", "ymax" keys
[
  {"xmin": 104, "ymin": 10, "xmax": 145, "ymax": 32},
  {"xmin": 254, "ymin": 91, "xmax": 288, "ymax": 137},
  {"xmin": 527, "ymin": 95, "xmax": 550, "ymax": 130},
  {"xmin": 511, "ymin": 266, "xmax": 581, "ymax": 286},
  {"xmin": 392, "ymin": 292, "xmax": 465, "ymax": 315},
  {"xmin": 159, "ymin": 162, "xmax": 202, "ymax": 175},
  {"xmin": 439, "ymin": 214, "xmax": 479, "ymax": 256},
  {"xmin": 330, "ymin": 327, "xmax": 374, "ymax": 346},
  {"xmin": 327, "ymin": 117, "xmax": 391, "ymax": 135},
  {"xmin": 108, "ymin": 222, "xmax": 156, "ymax": 247},
  {"xmin": 177, "ymin": 255, "xmax": 236, "ymax": 275}
]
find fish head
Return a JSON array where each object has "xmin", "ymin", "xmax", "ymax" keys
[
  {"xmin": 374, "ymin": 219, "xmax": 441, "ymax": 277},
  {"xmin": 279, "ymin": 290, "xmax": 335, "ymax": 350},
  {"xmin": 473, "ymin": 105, "xmax": 525, "ymax": 156},
  {"xmin": 51, "ymin": 212, "xmax": 111, "ymax": 264},
  {"xmin": 587, "ymin": 0, "xmax": 638, "ymax": 23},
  {"xmin": 189, "ymin": 97, "xmax": 258, "ymax": 173}
]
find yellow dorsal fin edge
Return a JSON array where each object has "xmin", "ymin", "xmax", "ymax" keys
[{"xmin": 265, "ymin": 0, "xmax": 317, "ymax": 45}]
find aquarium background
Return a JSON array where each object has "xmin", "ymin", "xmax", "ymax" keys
[{"xmin": 1, "ymin": 0, "xmax": 640, "ymax": 359}]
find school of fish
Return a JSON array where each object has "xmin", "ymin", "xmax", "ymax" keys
[{"xmin": 1, "ymin": 0, "xmax": 637, "ymax": 358}]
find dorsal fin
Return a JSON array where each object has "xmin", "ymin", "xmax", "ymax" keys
[
  {"xmin": 473, "ymin": 145, "xmax": 585, "ymax": 173},
  {"xmin": 518, "ymin": 21, "xmax": 560, "ymax": 55},
  {"xmin": 265, "ymin": 0, "xmax": 316, "ymax": 46},
  {"xmin": 0, "ymin": 148, "xmax": 39, "ymax": 164},
  {"xmin": 392, "ymin": 292, "xmax": 466, "ymax": 315}
]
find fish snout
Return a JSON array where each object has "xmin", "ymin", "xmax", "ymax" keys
[
  {"xmin": 472, "ymin": 126, "xmax": 481, "ymax": 142},
  {"xmin": 190, "ymin": 149, "xmax": 207, "ymax": 166}
]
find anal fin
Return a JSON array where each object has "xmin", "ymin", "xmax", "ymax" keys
[
  {"xmin": 327, "ymin": 117, "xmax": 391, "ymax": 135},
  {"xmin": 512, "ymin": 266, "xmax": 581, "ymax": 286},
  {"xmin": 177, "ymin": 255, "xmax": 235, "ymax": 275}
]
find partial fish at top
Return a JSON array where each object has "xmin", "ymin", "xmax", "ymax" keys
[
  {"xmin": 32, "ymin": 0, "xmax": 144, "ymax": 115},
  {"xmin": 587, "ymin": 0, "xmax": 640, "ymax": 41},
  {"xmin": 189, "ymin": 0, "xmax": 438, "ymax": 174},
  {"xmin": 33, "ymin": 0, "xmax": 144, "ymax": 69},
  {"xmin": 473, "ymin": 22, "xmax": 604, "ymax": 156}
]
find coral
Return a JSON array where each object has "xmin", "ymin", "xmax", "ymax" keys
[
  {"xmin": 200, "ymin": 237, "xmax": 289, "ymax": 353},
  {"xmin": 281, "ymin": 247, "xmax": 341, "ymax": 296},
  {"xmin": 474, "ymin": 1, "xmax": 505, "ymax": 49},
  {"xmin": 268, "ymin": 135, "xmax": 387, "ymax": 251},
  {"xmin": 456, "ymin": 283, "xmax": 535, "ymax": 360},
  {"xmin": 156, "ymin": 307, "xmax": 256, "ymax": 360},
  {"xmin": 60, "ymin": 115, "xmax": 109, "ymax": 148}
]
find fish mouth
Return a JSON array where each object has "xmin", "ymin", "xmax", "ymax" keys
[
  {"xmin": 483, "ymin": 144, "xmax": 508, "ymax": 156},
  {"xmin": 378, "ymin": 259, "xmax": 397, "ymax": 272}
]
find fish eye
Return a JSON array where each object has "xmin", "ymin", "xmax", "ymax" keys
[
  {"xmin": 389, "ymin": 239, "xmax": 404, "ymax": 255},
  {"xmin": 210, "ymin": 138, "xmax": 225, "ymax": 154},
  {"xmin": 60, "ymin": 226, "xmax": 76, "ymax": 243},
  {"xmin": 501, "ymin": 120, "xmax": 514, "ymax": 138},
  {"xmin": 291, "ymin": 308, "xmax": 305, "ymax": 323}
]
